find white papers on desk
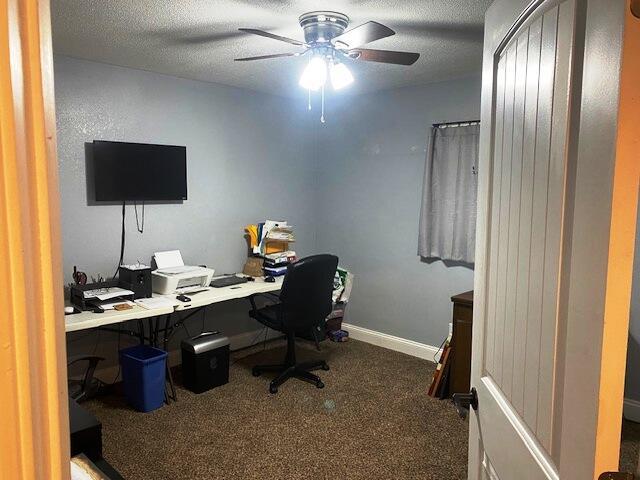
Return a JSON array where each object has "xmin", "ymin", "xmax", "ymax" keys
[
  {"xmin": 134, "ymin": 297, "xmax": 179, "ymax": 310},
  {"xmin": 82, "ymin": 286, "xmax": 134, "ymax": 301}
]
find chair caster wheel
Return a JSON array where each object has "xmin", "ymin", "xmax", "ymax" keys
[
  {"xmin": 252, "ymin": 367, "xmax": 261, "ymax": 377},
  {"xmin": 316, "ymin": 381, "xmax": 324, "ymax": 389},
  {"xmin": 321, "ymin": 363, "xmax": 330, "ymax": 371},
  {"xmin": 269, "ymin": 384, "xmax": 278, "ymax": 394}
]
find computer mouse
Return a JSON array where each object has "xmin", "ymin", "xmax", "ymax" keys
[
  {"xmin": 264, "ymin": 276, "xmax": 275, "ymax": 283},
  {"xmin": 177, "ymin": 294, "xmax": 191, "ymax": 302}
]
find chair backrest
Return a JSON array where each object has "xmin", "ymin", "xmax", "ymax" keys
[{"xmin": 279, "ymin": 254, "xmax": 338, "ymax": 331}]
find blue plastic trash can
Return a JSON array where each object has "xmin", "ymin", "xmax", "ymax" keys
[{"xmin": 119, "ymin": 345, "xmax": 168, "ymax": 412}]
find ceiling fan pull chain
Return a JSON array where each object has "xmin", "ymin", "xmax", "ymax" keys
[{"xmin": 321, "ymin": 84, "xmax": 325, "ymax": 123}]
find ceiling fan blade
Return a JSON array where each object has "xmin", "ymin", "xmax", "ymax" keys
[
  {"xmin": 234, "ymin": 53, "xmax": 298, "ymax": 61},
  {"xmin": 238, "ymin": 28, "xmax": 305, "ymax": 46},
  {"xmin": 332, "ymin": 21, "xmax": 395, "ymax": 49},
  {"xmin": 348, "ymin": 48, "xmax": 420, "ymax": 65}
]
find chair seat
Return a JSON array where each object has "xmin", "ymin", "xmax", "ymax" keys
[{"xmin": 249, "ymin": 303, "xmax": 284, "ymax": 331}]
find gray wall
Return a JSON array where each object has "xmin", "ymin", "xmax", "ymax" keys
[
  {"xmin": 314, "ymin": 77, "xmax": 481, "ymax": 347},
  {"xmin": 55, "ymin": 55, "xmax": 317, "ymax": 366},
  {"xmin": 626, "ymin": 196, "xmax": 640, "ymax": 402}
]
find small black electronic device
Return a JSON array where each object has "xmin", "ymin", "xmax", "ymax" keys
[
  {"xmin": 264, "ymin": 276, "xmax": 276, "ymax": 283},
  {"xmin": 176, "ymin": 295, "xmax": 191, "ymax": 302},
  {"xmin": 118, "ymin": 265, "xmax": 152, "ymax": 299}
]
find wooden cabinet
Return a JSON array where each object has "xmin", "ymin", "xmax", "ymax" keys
[{"xmin": 449, "ymin": 290, "xmax": 474, "ymax": 395}]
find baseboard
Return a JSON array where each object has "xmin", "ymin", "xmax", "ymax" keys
[
  {"xmin": 92, "ymin": 327, "xmax": 281, "ymax": 381},
  {"xmin": 342, "ymin": 323, "xmax": 440, "ymax": 362},
  {"xmin": 624, "ymin": 397, "xmax": 640, "ymax": 423}
]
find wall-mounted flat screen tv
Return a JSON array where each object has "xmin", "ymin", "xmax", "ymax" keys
[{"xmin": 93, "ymin": 140, "xmax": 187, "ymax": 201}]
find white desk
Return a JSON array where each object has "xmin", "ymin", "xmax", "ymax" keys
[{"xmin": 65, "ymin": 276, "xmax": 283, "ymax": 333}]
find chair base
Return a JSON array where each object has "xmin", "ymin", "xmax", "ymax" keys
[{"xmin": 252, "ymin": 359, "xmax": 330, "ymax": 394}]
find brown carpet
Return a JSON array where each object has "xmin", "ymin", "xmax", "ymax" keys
[
  {"xmin": 621, "ymin": 419, "xmax": 640, "ymax": 474},
  {"xmin": 85, "ymin": 339, "xmax": 469, "ymax": 479}
]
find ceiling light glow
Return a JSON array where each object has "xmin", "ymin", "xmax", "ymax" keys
[
  {"xmin": 330, "ymin": 62, "xmax": 354, "ymax": 90},
  {"xmin": 299, "ymin": 56, "xmax": 327, "ymax": 91}
]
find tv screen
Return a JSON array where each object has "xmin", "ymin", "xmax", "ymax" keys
[{"xmin": 93, "ymin": 140, "xmax": 187, "ymax": 201}]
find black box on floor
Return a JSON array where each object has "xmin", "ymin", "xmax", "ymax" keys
[
  {"xmin": 181, "ymin": 332, "xmax": 230, "ymax": 394},
  {"xmin": 118, "ymin": 265, "xmax": 152, "ymax": 299}
]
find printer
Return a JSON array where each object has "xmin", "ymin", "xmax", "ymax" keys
[{"xmin": 151, "ymin": 250, "xmax": 215, "ymax": 295}]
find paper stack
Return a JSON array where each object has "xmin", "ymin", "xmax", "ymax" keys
[
  {"xmin": 244, "ymin": 220, "xmax": 296, "ymax": 256},
  {"xmin": 263, "ymin": 251, "xmax": 297, "ymax": 277}
]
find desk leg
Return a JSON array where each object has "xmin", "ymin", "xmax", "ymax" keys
[
  {"xmin": 137, "ymin": 319, "xmax": 145, "ymax": 344},
  {"xmin": 147, "ymin": 318, "xmax": 155, "ymax": 347},
  {"xmin": 161, "ymin": 314, "xmax": 177, "ymax": 403},
  {"xmin": 154, "ymin": 316, "xmax": 160, "ymax": 348}
]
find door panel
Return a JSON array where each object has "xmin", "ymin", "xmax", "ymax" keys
[
  {"xmin": 470, "ymin": 0, "xmax": 636, "ymax": 479},
  {"xmin": 482, "ymin": 0, "xmax": 572, "ymax": 460}
]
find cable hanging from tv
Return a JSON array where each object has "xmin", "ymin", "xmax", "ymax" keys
[{"xmin": 134, "ymin": 201, "xmax": 145, "ymax": 234}]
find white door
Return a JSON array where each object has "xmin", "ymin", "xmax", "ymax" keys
[{"xmin": 469, "ymin": 0, "xmax": 639, "ymax": 479}]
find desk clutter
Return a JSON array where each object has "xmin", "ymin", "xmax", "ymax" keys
[
  {"xmin": 64, "ymin": 218, "xmax": 352, "ymax": 409},
  {"xmin": 70, "ymin": 280, "xmax": 136, "ymax": 311},
  {"xmin": 244, "ymin": 220, "xmax": 297, "ymax": 278},
  {"xmin": 68, "ymin": 250, "xmax": 218, "ymax": 312},
  {"xmin": 245, "ymin": 220, "xmax": 295, "ymax": 255}
]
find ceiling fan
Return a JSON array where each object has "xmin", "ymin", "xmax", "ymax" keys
[{"xmin": 235, "ymin": 11, "xmax": 420, "ymax": 121}]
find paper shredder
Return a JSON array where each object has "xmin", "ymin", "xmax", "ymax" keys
[{"xmin": 181, "ymin": 332, "xmax": 230, "ymax": 393}]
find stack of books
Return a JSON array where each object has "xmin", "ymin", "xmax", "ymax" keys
[{"xmin": 263, "ymin": 251, "xmax": 297, "ymax": 277}]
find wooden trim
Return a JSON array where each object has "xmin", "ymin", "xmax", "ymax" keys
[
  {"xmin": 555, "ymin": 0, "xmax": 634, "ymax": 478},
  {"xmin": 0, "ymin": 0, "xmax": 69, "ymax": 478},
  {"xmin": 594, "ymin": 1, "xmax": 640, "ymax": 476}
]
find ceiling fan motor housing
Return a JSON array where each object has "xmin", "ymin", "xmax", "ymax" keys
[{"xmin": 299, "ymin": 11, "xmax": 349, "ymax": 45}]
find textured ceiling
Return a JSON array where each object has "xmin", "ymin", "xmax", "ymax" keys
[{"xmin": 51, "ymin": 0, "xmax": 490, "ymax": 97}]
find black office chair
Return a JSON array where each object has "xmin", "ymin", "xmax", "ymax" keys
[{"xmin": 249, "ymin": 254, "xmax": 338, "ymax": 394}]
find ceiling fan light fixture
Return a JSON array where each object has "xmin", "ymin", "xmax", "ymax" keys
[
  {"xmin": 330, "ymin": 62, "xmax": 354, "ymax": 90},
  {"xmin": 299, "ymin": 56, "xmax": 327, "ymax": 91}
]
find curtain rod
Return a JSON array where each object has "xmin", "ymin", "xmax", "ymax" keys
[{"xmin": 433, "ymin": 120, "xmax": 480, "ymax": 128}]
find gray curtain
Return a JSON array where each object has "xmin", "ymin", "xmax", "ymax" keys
[{"xmin": 418, "ymin": 123, "xmax": 479, "ymax": 264}]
